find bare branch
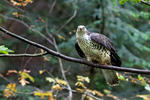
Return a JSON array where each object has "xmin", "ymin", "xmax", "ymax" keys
[
  {"xmin": 46, "ymin": 23, "xmax": 72, "ymax": 100},
  {"xmin": 141, "ymin": 0, "xmax": 150, "ymax": 6},
  {"xmin": 57, "ymin": 10, "xmax": 77, "ymax": 32},
  {"xmin": 0, "ymin": 52, "xmax": 47, "ymax": 57},
  {"xmin": 53, "ymin": 38, "xmax": 73, "ymax": 100},
  {"xmin": 48, "ymin": 0, "xmax": 57, "ymax": 14},
  {"xmin": 0, "ymin": 14, "xmax": 54, "ymax": 46},
  {"xmin": 0, "ymin": 26, "xmax": 150, "ymax": 74}
]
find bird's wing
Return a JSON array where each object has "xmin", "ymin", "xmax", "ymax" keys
[
  {"xmin": 90, "ymin": 33, "xmax": 115, "ymax": 52},
  {"xmin": 75, "ymin": 42, "xmax": 86, "ymax": 58},
  {"xmin": 90, "ymin": 33, "xmax": 121, "ymax": 66}
]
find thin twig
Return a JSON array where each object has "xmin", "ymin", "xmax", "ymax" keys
[
  {"xmin": 0, "ymin": 14, "xmax": 54, "ymax": 46},
  {"xmin": 53, "ymin": 38, "xmax": 73, "ymax": 100},
  {"xmin": 49, "ymin": 0, "xmax": 57, "ymax": 14},
  {"xmin": 100, "ymin": 0, "xmax": 105, "ymax": 34},
  {"xmin": 57, "ymin": 10, "xmax": 77, "ymax": 32},
  {"xmin": 0, "ymin": 52, "xmax": 47, "ymax": 57},
  {"xmin": 84, "ymin": 91, "xmax": 103, "ymax": 100},
  {"xmin": 46, "ymin": 23, "xmax": 72, "ymax": 100},
  {"xmin": 0, "ymin": 26, "xmax": 150, "ymax": 74}
]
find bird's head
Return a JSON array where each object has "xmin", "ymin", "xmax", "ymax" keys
[{"xmin": 76, "ymin": 25, "xmax": 87, "ymax": 34}]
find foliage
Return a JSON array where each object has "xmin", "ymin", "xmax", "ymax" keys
[
  {"xmin": 0, "ymin": 45, "xmax": 14, "ymax": 54},
  {"xmin": 3, "ymin": 83, "xmax": 17, "ymax": 98},
  {"xmin": 0, "ymin": 0, "xmax": 150, "ymax": 100}
]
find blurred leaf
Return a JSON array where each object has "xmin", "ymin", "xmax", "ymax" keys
[
  {"xmin": 46, "ymin": 77, "xmax": 55, "ymax": 83},
  {"xmin": 136, "ymin": 94, "xmax": 150, "ymax": 100},
  {"xmin": 3, "ymin": 83, "xmax": 17, "ymax": 98},
  {"xmin": 145, "ymin": 84, "xmax": 150, "ymax": 92},
  {"xmin": 0, "ymin": 45, "xmax": 14, "ymax": 54}
]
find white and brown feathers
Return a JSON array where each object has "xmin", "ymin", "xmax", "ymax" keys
[{"xmin": 75, "ymin": 25, "xmax": 121, "ymax": 85}]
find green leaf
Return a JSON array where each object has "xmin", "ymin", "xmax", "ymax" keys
[
  {"xmin": 118, "ymin": 74, "xmax": 126, "ymax": 80},
  {"xmin": 138, "ymin": 75, "xmax": 146, "ymax": 86},
  {"xmin": 145, "ymin": 84, "xmax": 150, "ymax": 91},
  {"xmin": 0, "ymin": 45, "xmax": 14, "ymax": 54}
]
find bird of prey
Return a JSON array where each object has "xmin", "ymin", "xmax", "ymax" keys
[{"xmin": 75, "ymin": 25, "xmax": 121, "ymax": 86}]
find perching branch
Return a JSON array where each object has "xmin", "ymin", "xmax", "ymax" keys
[{"xmin": 0, "ymin": 26, "xmax": 150, "ymax": 74}]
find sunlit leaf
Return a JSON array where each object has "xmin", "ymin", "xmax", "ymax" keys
[
  {"xmin": 19, "ymin": 78, "xmax": 30, "ymax": 86},
  {"xmin": 51, "ymin": 84, "xmax": 62, "ymax": 91},
  {"xmin": 0, "ymin": 45, "xmax": 14, "ymax": 54},
  {"xmin": 3, "ymin": 83, "xmax": 17, "ymax": 98},
  {"xmin": 103, "ymin": 89, "xmax": 111, "ymax": 94},
  {"xmin": 19, "ymin": 71, "xmax": 34, "ymax": 82},
  {"xmin": 75, "ymin": 82, "xmax": 86, "ymax": 88},
  {"xmin": 77, "ymin": 75, "xmax": 90, "ymax": 83},
  {"xmin": 145, "ymin": 84, "xmax": 150, "ymax": 92},
  {"xmin": 10, "ymin": 0, "xmax": 33, "ymax": 6},
  {"xmin": 46, "ymin": 77, "xmax": 55, "ymax": 83},
  {"xmin": 18, "ymin": 71, "xmax": 34, "ymax": 86},
  {"xmin": 56, "ymin": 78, "xmax": 67, "ymax": 86},
  {"xmin": 136, "ymin": 94, "xmax": 150, "ymax": 100},
  {"xmin": 39, "ymin": 69, "xmax": 46, "ymax": 75},
  {"xmin": 117, "ymin": 73, "xmax": 125, "ymax": 80},
  {"xmin": 34, "ymin": 91, "xmax": 55, "ymax": 100},
  {"xmin": 6, "ymin": 70, "xmax": 18, "ymax": 75}
]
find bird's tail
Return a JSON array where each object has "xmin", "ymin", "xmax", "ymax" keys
[{"xmin": 101, "ymin": 69, "xmax": 119, "ymax": 86}]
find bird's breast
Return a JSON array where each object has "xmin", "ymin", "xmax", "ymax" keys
[{"xmin": 77, "ymin": 34, "xmax": 110, "ymax": 64}]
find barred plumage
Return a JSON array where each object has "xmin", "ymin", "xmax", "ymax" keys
[{"xmin": 75, "ymin": 25, "xmax": 121, "ymax": 86}]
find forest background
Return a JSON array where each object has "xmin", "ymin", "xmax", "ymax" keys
[{"xmin": 0, "ymin": 0, "xmax": 150, "ymax": 100}]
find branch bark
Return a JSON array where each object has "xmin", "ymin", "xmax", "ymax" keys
[
  {"xmin": 0, "ymin": 52, "xmax": 47, "ymax": 57},
  {"xmin": 141, "ymin": 0, "xmax": 150, "ymax": 6},
  {"xmin": 0, "ymin": 26, "xmax": 150, "ymax": 74}
]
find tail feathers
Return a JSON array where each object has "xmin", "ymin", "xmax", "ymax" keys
[
  {"xmin": 111, "ymin": 52, "xmax": 121, "ymax": 67},
  {"xmin": 102, "ymin": 69, "xmax": 119, "ymax": 86}
]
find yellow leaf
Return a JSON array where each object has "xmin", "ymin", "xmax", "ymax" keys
[
  {"xmin": 76, "ymin": 88, "xmax": 85, "ymax": 93},
  {"xmin": 75, "ymin": 82, "xmax": 86, "ymax": 88},
  {"xmin": 77, "ymin": 75, "xmax": 90, "ymax": 83},
  {"xmin": 39, "ymin": 69, "xmax": 46, "ymax": 75},
  {"xmin": 56, "ymin": 79, "xmax": 67, "ymax": 86},
  {"xmin": 34, "ymin": 91, "xmax": 55, "ymax": 100},
  {"xmin": 136, "ymin": 94, "xmax": 150, "ymax": 100},
  {"xmin": 4, "ymin": 89, "xmax": 14, "ymax": 98},
  {"xmin": 131, "ymin": 78, "xmax": 135, "ymax": 83},
  {"xmin": 92, "ymin": 90, "xmax": 104, "ymax": 97},
  {"xmin": 103, "ymin": 89, "xmax": 111, "ymax": 94},
  {"xmin": 19, "ymin": 71, "xmax": 34, "ymax": 82},
  {"xmin": 52, "ymin": 84, "xmax": 62, "ymax": 91},
  {"xmin": 6, "ymin": 70, "xmax": 18, "ymax": 75},
  {"xmin": 57, "ymin": 34, "xmax": 65, "ymax": 40},
  {"xmin": 46, "ymin": 77, "xmax": 67, "ymax": 86},
  {"xmin": 12, "ymin": 12, "xmax": 19, "ymax": 17},
  {"xmin": 6, "ymin": 83, "xmax": 17, "ymax": 93},
  {"xmin": 3, "ymin": 83, "xmax": 17, "ymax": 98},
  {"xmin": 10, "ymin": 0, "xmax": 33, "ymax": 6},
  {"xmin": 86, "ymin": 95, "xmax": 95, "ymax": 100},
  {"xmin": 46, "ymin": 77, "xmax": 55, "ymax": 83}
]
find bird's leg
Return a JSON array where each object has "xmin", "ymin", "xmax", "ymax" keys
[{"xmin": 86, "ymin": 56, "xmax": 97, "ymax": 88}]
